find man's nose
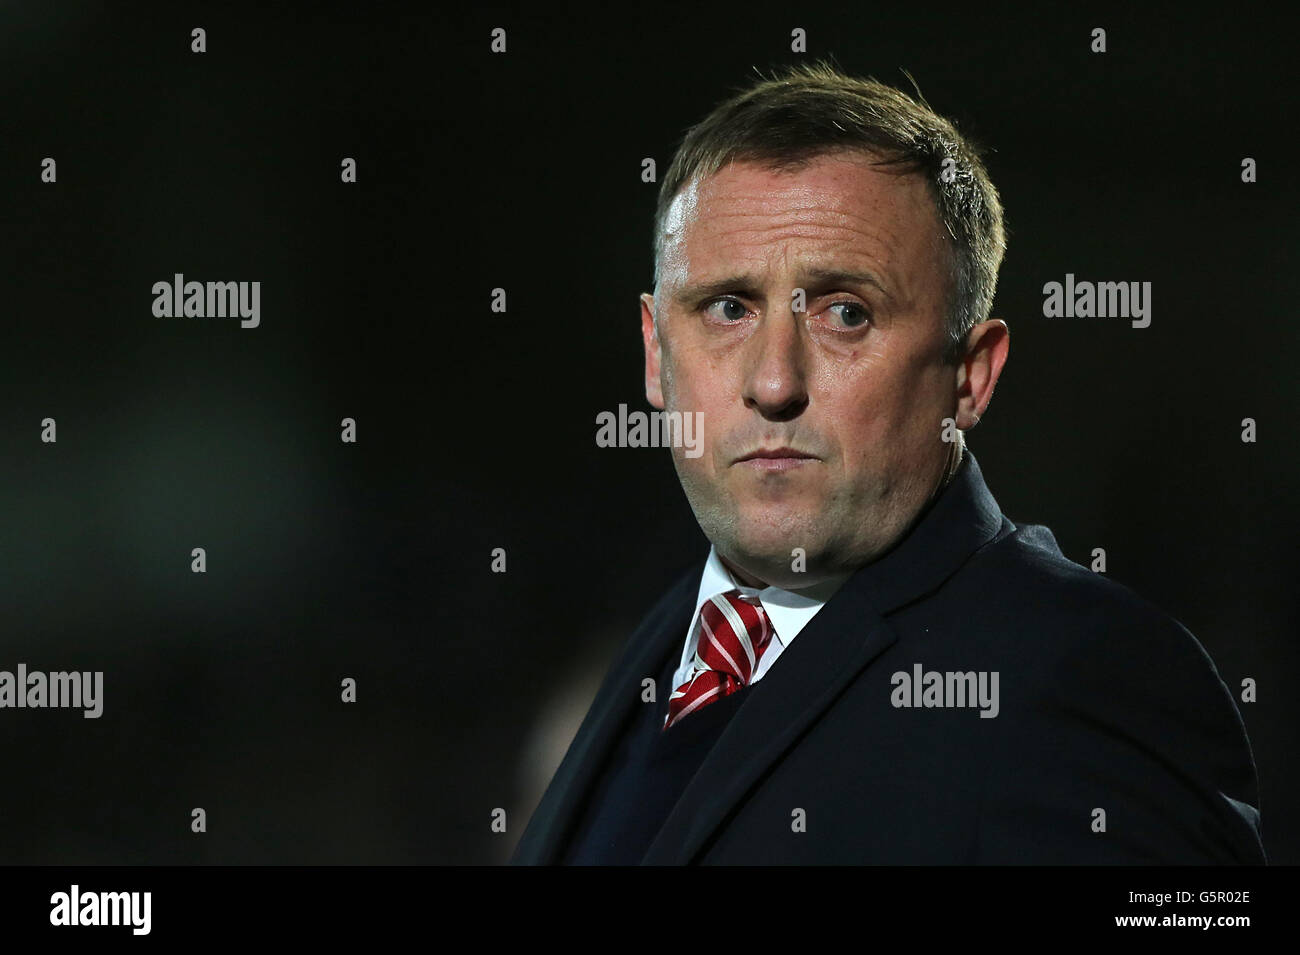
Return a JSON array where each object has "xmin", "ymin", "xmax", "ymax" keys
[{"xmin": 741, "ymin": 310, "xmax": 809, "ymax": 421}]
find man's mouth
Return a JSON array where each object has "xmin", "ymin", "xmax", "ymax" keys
[{"xmin": 733, "ymin": 447, "xmax": 819, "ymax": 471}]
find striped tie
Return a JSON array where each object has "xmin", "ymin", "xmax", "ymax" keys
[{"xmin": 663, "ymin": 590, "xmax": 773, "ymax": 731}]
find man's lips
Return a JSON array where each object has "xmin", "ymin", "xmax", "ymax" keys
[{"xmin": 733, "ymin": 447, "xmax": 819, "ymax": 471}]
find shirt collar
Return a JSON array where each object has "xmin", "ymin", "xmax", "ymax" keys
[{"xmin": 689, "ymin": 546, "xmax": 851, "ymax": 651}]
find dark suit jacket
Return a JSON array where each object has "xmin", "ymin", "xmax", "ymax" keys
[{"xmin": 513, "ymin": 453, "xmax": 1265, "ymax": 864}]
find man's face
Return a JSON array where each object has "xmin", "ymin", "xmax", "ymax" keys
[{"xmin": 641, "ymin": 151, "xmax": 966, "ymax": 589}]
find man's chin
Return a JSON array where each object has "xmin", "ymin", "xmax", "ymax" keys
[
  {"xmin": 717, "ymin": 521, "xmax": 837, "ymax": 588},
  {"xmin": 730, "ymin": 503, "xmax": 824, "ymax": 549},
  {"xmin": 716, "ymin": 546, "xmax": 832, "ymax": 591}
]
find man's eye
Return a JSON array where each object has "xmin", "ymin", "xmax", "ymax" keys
[
  {"xmin": 704, "ymin": 298, "xmax": 749, "ymax": 322},
  {"xmin": 828, "ymin": 301, "xmax": 871, "ymax": 328}
]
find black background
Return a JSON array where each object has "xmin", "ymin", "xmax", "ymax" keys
[{"xmin": 0, "ymin": 2, "xmax": 1294, "ymax": 865}]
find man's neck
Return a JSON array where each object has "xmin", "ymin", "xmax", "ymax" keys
[
  {"xmin": 937, "ymin": 438, "xmax": 965, "ymax": 499},
  {"xmin": 719, "ymin": 553, "xmax": 767, "ymax": 589}
]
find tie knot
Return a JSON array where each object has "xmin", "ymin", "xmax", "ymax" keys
[
  {"xmin": 698, "ymin": 589, "xmax": 773, "ymax": 684},
  {"xmin": 663, "ymin": 590, "xmax": 775, "ymax": 731}
]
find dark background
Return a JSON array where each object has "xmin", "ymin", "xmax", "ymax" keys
[{"xmin": 0, "ymin": 2, "xmax": 1294, "ymax": 864}]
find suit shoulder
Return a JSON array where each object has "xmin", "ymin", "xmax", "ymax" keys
[
  {"xmin": 969, "ymin": 520, "xmax": 1211, "ymax": 664},
  {"xmin": 959, "ymin": 518, "xmax": 1254, "ymax": 779},
  {"xmin": 957, "ymin": 524, "xmax": 1264, "ymax": 863},
  {"xmin": 590, "ymin": 556, "xmax": 702, "ymax": 680}
]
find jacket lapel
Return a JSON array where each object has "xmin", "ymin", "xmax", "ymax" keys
[
  {"xmin": 642, "ymin": 579, "xmax": 898, "ymax": 864},
  {"xmin": 512, "ymin": 561, "xmax": 701, "ymax": 864},
  {"xmin": 642, "ymin": 451, "xmax": 1010, "ymax": 864}
]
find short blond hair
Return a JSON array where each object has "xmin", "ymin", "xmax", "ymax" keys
[{"xmin": 653, "ymin": 60, "xmax": 1007, "ymax": 364}]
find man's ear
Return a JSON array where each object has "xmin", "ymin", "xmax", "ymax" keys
[
  {"xmin": 641, "ymin": 292, "xmax": 665, "ymax": 410},
  {"xmin": 954, "ymin": 318, "xmax": 1009, "ymax": 430}
]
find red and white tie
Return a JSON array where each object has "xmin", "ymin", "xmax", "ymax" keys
[{"xmin": 663, "ymin": 590, "xmax": 773, "ymax": 731}]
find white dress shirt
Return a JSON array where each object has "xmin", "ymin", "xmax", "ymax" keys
[{"xmin": 669, "ymin": 546, "xmax": 852, "ymax": 693}]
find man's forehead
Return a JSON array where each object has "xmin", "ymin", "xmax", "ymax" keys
[
  {"xmin": 665, "ymin": 152, "xmax": 933, "ymax": 232},
  {"xmin": 660, "ymin": 154, "xmax": 942, "ymax": 298}
]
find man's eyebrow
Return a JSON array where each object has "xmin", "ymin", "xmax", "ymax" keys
[
  {"xmin": 671, "ymin": 268, "xmax": 895, "ymax": 306},
  {"xmin": 671, "ymin": 274, "xmax": 765, "ymax": 305},
  {"xmin": 798, "ymin": 267, "xmax": 895, "ymax": 302}
]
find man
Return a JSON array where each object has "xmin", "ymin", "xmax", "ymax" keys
[{"xmin": 513, "ymin": 62, "xmax": 1265, "ymax": 864}]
